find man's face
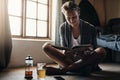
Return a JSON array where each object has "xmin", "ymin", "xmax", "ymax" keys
[{"xmin": 64, "ymin": 10, "xmax": 80, "ymax": 27}]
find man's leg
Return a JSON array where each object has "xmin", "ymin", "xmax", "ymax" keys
[
  {"xmin": 64, "ymin": 47, "xmax": 106, "ymax": 72},
  {"xmin": 42, "ymin": 42, "xmax": 74, "ymax": 68},
  {"xmin": 43, "ymin": 43, "xmax": 106, "ymax": 75},
  {"xmin": 42, "ymin": 42, "xmax": 75, "ymax": 75}
]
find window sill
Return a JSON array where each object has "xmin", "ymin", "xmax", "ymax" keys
[{"xmin": 12, "ymin": 38, "xmax": 52, "ymax": 42}]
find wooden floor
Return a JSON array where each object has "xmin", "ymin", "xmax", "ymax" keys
[{"xmin": 0, "ymin": 63, "xmax": 120, "ymax": 80}]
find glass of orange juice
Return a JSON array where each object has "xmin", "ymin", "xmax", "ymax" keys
[{"xmin": 37, "ymin": 63, "xmax": 46, "ymax": 80}]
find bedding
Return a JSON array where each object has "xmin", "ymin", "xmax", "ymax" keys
[{"xmin": 97, "ymin": 34, "xmax": 120, "ymax": 52}]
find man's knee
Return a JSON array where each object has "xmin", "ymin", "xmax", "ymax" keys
[
  {"xmin": 95, "ymin": 47, "xmax": 106, "ymax": 55},
  {"xmin": 42, "ymin": 42, "xmax": 52, "ymax": 52}
]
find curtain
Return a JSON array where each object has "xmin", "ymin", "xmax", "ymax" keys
[
  {"xmin": 54, "ymin": 0, "xmax": 64, "ymax": 46},
  {"xmin": 0, "ymin": 0, "xmax": 12, "ymax": 70},
  {"xmin": 55, "ymin": 0, "xmax": 74, "ymax": 46}
]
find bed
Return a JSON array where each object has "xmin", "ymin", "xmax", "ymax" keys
[
  {"xmin": 96, "ymin": 18, "xmax": 120, "ymax": 62},
  {"xmin": 97, "ymin": 34, "xmax": 120, "ymax": 52}
]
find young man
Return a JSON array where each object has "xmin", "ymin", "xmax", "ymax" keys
[{"xmin": 42, "ymin": 1, "xmax": 106, "ymax": 75}]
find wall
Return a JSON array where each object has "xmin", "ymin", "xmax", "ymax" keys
[
  {"xmin": 90, "ymin": 0, "xmax": 106, "ymax": 27},
  {"xmin": 105, "ymin": 0, "xmax": 120, "ymax": 22},
  {"xmin": 8, "ymin": 39, "xmax": 53, "ymax": 68},
  {"xmin": 75, "ymin": 0, "xmax": 106, "ymax": 27},
  {"xmin": 75, "ymin": 0, "xmax": 120, "ymax": 26}
]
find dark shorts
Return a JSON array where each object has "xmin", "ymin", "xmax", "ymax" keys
[{"xmin": 65, "ymin": 47, "xmax": 94, "ymax": 62}]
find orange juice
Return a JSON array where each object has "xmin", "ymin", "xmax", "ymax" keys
[{"xmin": 37, "ymin": 69, "xmax": 46, "ymax": 78}]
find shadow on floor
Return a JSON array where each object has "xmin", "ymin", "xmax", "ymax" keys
[
  {"xmin": 51, "ymin": 70, "xmax": 120, "ymax": 80},
  {"xmin": 90, "ymin": 71, "xmax": 120, "ymax": 80}
]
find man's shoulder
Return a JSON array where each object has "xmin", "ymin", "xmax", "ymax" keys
[
  {"xmin": 59, "ymin": 21, "xmax": 70, "ymax": 30},
  {"xmin": 80, "ymin": 19, "xmax": 94, "ymax": 27},
  {"xmin": 80, "ymin": 19, "xmax": 96, "ymax": 30},
  {"xmin": 60, "ymin": 21, "xmax": 68, "ymax": 27}
]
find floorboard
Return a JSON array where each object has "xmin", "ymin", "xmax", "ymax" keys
[{"xmin": 0, "ymin": 63, "xmax": 120, "ymax": 80}]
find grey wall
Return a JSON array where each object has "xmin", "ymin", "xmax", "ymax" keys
[{"xmin": 8, "ymin": 39, "xmax": 53, "ymax": 68}]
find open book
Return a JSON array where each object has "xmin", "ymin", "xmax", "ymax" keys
[
  {"xmin": 52, "ymin": 44, "xmax": 93, "ymax": 51},
  {"xmin": 52, "ymin": 44, "xmax": 94, "ymax": 61}
]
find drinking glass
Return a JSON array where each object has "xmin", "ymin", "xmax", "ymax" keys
[{"xmin": 37, "ymin": 63, "xmax": 46, "ymax": 80}]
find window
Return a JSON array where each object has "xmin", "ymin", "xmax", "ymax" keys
[{"xmin": 8, "ymin": 0, "xmax": 51, "ymax": 39}]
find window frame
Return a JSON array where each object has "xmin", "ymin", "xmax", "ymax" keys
[{"xmin": 8, "ymin": 0, "xmax": 52, "ymax": 39}]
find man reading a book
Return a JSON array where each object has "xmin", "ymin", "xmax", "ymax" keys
[{"xmin": 42, "ymin": 1, "xmax": 106, "ymax": 75}]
